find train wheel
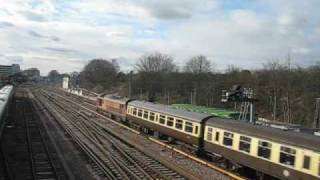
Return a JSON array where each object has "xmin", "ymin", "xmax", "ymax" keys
[
  {"xmin": 153, "ymin": 131, "xmax": 160, "ymax": 138},
  {"xmin": 167, "ymin": 137, "xmax": 175, "ymax": 143},
  {"xmin": 256, "ymin": 171, "xmax": 265, "ymax": 180}
]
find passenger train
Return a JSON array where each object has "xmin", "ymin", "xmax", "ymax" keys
[
  {"xmin": 0, "ymin": 85, "xmax": 14, "ymax": 139},
  {"xmin": 96, "ymin": 94, "xmax": 320, "ymax": 180}
]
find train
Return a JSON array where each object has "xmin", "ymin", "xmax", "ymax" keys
[
  {"xmin": 96, "ymin": 94, "xmax": 320, "ymax": 180},
  {"xmin": 0, "ymin": 85, "xmax": 14, "ymax": 139}
]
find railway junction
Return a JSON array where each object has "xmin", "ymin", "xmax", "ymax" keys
[
  {"xmin": 0, "ymin": 84, "xmax": 319, "ymax": 180},
  {"xmin": 0, "ymin": 85, "xmax": 240, "ymax": 180}
]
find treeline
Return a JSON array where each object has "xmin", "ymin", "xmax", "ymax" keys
[
  {"xmin": 61, "ymin": 53, "xmax": 320, "ymax": 127},
  {"xmin": 129, "ymin": 53, "xmax": 320, "ymax": 127}
]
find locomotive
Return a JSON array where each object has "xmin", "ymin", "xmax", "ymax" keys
[{"xmin": 96, "ymin": 95, "xmax": 320, "ymax": 180}]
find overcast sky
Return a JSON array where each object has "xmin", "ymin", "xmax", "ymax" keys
[{"xmin": 0, "ymin": 0, "xmax": 319, "ymax": 75}]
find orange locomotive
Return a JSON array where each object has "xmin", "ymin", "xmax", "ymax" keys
[{"xmin": 96, "ymin": 94, "xmax": 131, "ymax": 121}]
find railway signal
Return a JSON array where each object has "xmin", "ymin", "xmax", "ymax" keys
[{"xmin": 221, "ymin": 85, "xmax": 257, "ymax": 123}]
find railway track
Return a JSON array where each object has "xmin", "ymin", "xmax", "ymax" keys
[
  {"xmin": 0, "ymin": 147, "xmax": 9, "ymax": 180},
  {"xmin": 24, "ymin": 98, "xmax": 68, "ymax": 180},
  {"xmin": 51, "ymin": 88, "xmax": 245, "ymax": 180},
  {"xmin": 39, "ymin": 87, "xmax": 243, "ymax": 180},
  {"xmin": 34, "ymin": 88, "xmax": 188, "ymax": 180},
  {"xmin": 1, "ymin": 96, "xmax": 33, "ymax": 180},
  {"xmin": 1, "ymin": 89, "xmax": 69, "ymax": 180}
]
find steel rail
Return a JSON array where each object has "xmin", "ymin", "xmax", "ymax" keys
[
  {"xmin": 38, "ymin": 89, "xmax": 187, "ymax": 180},
  {"xmin": 35, "ymin": 94, "xmax": 118, "ymax": 180},
  {"xmin": 50, "ymin": 87, "xmax": 248, "ymax": 180},
  {"xmin": 24, "ymin": 94, "xmax": 60, "ymax": 180},
  {"xmin": 41, "ymin": 91, "xmax": 148, "ymax": 180}
]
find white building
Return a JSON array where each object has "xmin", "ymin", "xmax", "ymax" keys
[{"xmin": 62, "ymin": 77, "xmax": 69, "ymax": 89}]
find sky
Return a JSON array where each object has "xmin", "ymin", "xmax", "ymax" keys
[{"xmin": 0, "ymin": 0, "xmax": 319, "ymax": 75}]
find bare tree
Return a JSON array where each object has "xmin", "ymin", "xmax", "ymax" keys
[
  {"xmin": 48, "ymin": 70, "xmax": 59, "ymax": 77},
  {"xmin": 48, "ymin": 70, "xmax": 61, "ymax": 85},
  {"xmin": 135, "ymin": 52, "xmax": 177, "ymax": 73},
  {"xmin": 226, "ymin": 64, "xmax": 241, "ymax": 74},
  {"xmin": 184, "ymin": 55, "xmax": 211, "ymax": 73}
]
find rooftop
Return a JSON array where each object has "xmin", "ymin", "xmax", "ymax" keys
[{"xmin": 171, "ymin": 104, "xmax": 240, "ymax": 119}]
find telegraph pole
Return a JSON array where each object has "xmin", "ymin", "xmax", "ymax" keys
[
  {"xmin": 194, "ymin": 88, "xmax": 197, "ymax": 105},
  {"xmin": 128, "ymin": 71, "xmax": 133, "ymax": 98},
  {"xmin": 314, "ymin": 98, "xmax": 320, "ymax": 129}
]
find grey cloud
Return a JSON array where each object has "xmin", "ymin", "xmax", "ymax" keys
[
  {"xmin": 44, "ymin": 47, "xmax": 77, "ymax": 53},
  {"xmin": 139, "ymin": 0, "xmax": 217, "ymax": 20},
  {"xmin": 5, "ymin": 55, "xmax": 24, "ymax": 63},
  {"xmin": 0, "ymin": 22, "xmax": 14, "ymax": 28},
  {"xmin": 138, "ymin": 1, "xmax": 195, "ymax": 20},
  {"xmin": 28, "ymin": 30, "xmax": 60, "ymax": 42},
  {"xmin": 147, "ymin": 6, "xmax": 192, "ymax": 19},
  {"xmin": 51, "ymin": 37, "xmax": 61, "ymax": 42},
  {"xmin": 28, "ymin": 30, "xmax": 45, "ymax": 38},
  {"xmin": 20, "ymin": 11, "xmax": 47, "ymax": 22}
]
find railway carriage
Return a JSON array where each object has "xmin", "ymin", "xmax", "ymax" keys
[
  {"xmin": 203, "ymin": 118, "xmax": 320, "ymax": 180},
  {"xmin": 0, "ymin": 85, "xmax": 14, "ymax": 139},
  {"xmin": 96, "ymin": 95, "xmax": 130, "ymax": 121},
  {"xmin": 93, "ymin": 93, "xmax": 320, "ymax": 180},
  {"xmin": 126, "ymin": 100, "xmax": 212, "ymax": 146}
]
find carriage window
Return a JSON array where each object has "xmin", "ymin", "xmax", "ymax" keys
[
  {"xmin": 167, "ymin": 117, "xmax": 174, "ymax": 127},
  {"xmin": 280, "ymin": 146, "xmax": 296, "ymax": 166},
  {"xmin": 132, "ymin": 108, "xmax": 137, "ymax": 115},
  {"xmin": 215, "ymin": 131, "xmax": 220, "ymax": 142},
  {"xmin": 195, "ymin": 126, "xmax": 199, "ymax": 134},
  {"xmin": 138, "ymin": 109, "xmax": 143, "ymax": 117},
  {"xmin": 185, "ymin": 122, "xmax": 193, "ymax": 133},
  {"xmin": 149, "ymin": 112, "xmax": 155, "ymax": 121},
  {"xmin": 239, "ymin": 136, "xmax": 251, "ymax": 153},
  {"xmin": 143, "ymin": 111, "xmax": 149, "ymax": 119},
  {"xmin": 258, "ymin": 141, "xmax": 271, "ymax": 159},
  {"xmin": 159, "ymin": 115, "xmax": 166, "ymax": 124},
  {"xmin": 175, "ymin": 119, "xmax": 183, "ymax": 130},
  {"xmin": 223, "ymin": 132, "xmax": 233, "ymax": 147},
  {"xmin": 303, "ymin": 155, "xmax": 310, "ymax": 169},
  {"xmin": 207, "ymin": 128, "xmax": 213, "ymax": 141}
]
